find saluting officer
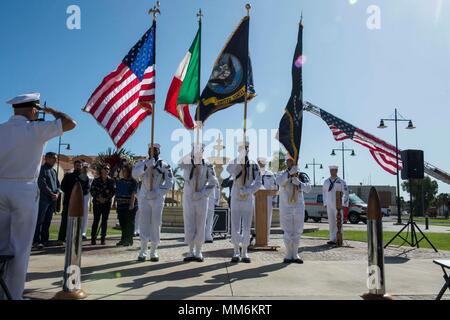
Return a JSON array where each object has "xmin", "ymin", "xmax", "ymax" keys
[
  {"xmin": 132, "ymin": 143, "xmax": 173, "ymax": 262},
  {"xmin": 322, "ymin": 165, "xmax": 349, "ymax": 245},
  {"xmin": 0, "ymin": 93, "xmax": 76, "ymax": 299}
]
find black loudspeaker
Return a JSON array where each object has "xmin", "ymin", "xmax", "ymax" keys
[{"xmin": 401, "ymin": 150, "xmax": 424, "ymax": 180}]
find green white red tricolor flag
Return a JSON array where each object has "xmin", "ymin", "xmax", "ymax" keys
[{"xmin": 164, "ymin": 24, "xmax": 201, "ymax": 130}]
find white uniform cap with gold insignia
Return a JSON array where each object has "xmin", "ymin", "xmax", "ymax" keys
[
  {"xmin": 6, "ymin": 92, "xmax": 42, "ymax": 109},
  {"xmin": 257, "ymin": 157, "xmax": 267, "ymax": 165},
  {"xmin": 329, "ymin": 165, "xmax": 339, "ymax": 170},
  {"xmin": 148, "ymin": 143, "xmax": 161, "ymax": 149},
  {"xmin": 238, "ymin": 141, "xmax": 250, "ymax": 149}
]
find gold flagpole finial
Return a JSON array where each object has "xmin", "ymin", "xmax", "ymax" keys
[
  {"xmin": 245, "ymin": 3, "xmax": 251, "ymax": 16},
  {"xmin": 197, "ymin": 8, "xmax": 203, "ymax": 22},
  {"xmin": 149, "ymin": 1, "xmax": 161, "ymax": 21}
]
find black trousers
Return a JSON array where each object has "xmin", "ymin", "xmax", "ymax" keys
[
  {"xmin": 91, "ymin": 202, "xmax": 112, "ymax": 241},
  {"xmin": 57, "ymin": 204, "xmax": 69, "ymax": 242},
  {"xmin": 34, "ymin": 199, "xmax": 56, "ymax": 244},
  {"xmin": 117, "ymin": 206, "xmax": 137, "ymax": 244}
]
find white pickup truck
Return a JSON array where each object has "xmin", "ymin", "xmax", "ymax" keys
[{"xmin": 303, "ymin": 186, "xmax": 368, "ymax": 224}]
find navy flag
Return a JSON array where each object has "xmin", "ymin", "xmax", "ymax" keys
[
  {"xmin": 277, "ymin": 20, "xmax": 304, "ymax": 163},
  {"xmin": 195, "ymin": 16, "xmax": 256, "ymax": 124}
]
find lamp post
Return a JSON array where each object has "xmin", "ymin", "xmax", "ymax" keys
[
  {"xmin": 330, "ymin": 142, "xmax": 355, "ymax": 180},
  {"xmin": 305, "ymin": 158, "xmax": 323, "ymax": 187},
  {"xmin": 56, "ymin": 136, "xmax": 71, "ymax": 179},
  {"xmin": 378, "ymin": 108, "xmax": 415, "ymax": 225}
]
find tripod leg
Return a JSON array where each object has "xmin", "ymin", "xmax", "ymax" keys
[
  {"xmin": 384, "ymin": 223, "xmax": 410, "ymax": 248},
  {"xmin": 436, "ymin": 271, "xmax": 449, "ymax": 301},
  {"xmin": 413, "ymin": 222, "xmax": 438, "ymax": 253}
]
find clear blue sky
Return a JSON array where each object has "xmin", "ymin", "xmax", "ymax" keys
[{"xmin": 1, "ymin": 0, "xmax": 449, "ymax": 194}]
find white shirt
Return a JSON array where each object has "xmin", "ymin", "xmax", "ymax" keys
[
  {"xmin": 0, "ymin": 115, "xmax": 63, "ymax": 181},
  {"xmin": 322, "ymin": 176, "xmax": 349, "ymax": 209}
]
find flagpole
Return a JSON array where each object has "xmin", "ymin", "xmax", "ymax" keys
[
  {"xmin": 243, "ymin": 3, "xmax": 251, "ymax": 145},
  {"xmin": 195, "ymin": 9, "xmax": 203, "ymax": 150},
  {"xmin": 149, "ymin": 1, "xmax": 160, "ymax": 157}
]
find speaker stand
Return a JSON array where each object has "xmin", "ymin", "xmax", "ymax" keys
[{"xmin": 384, "ymin": 179, "xmax": 438, "ymax": 252}]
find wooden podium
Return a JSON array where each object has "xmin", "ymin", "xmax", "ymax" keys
[{"xmin": 249, "ymin": 189, "xmax": 279, "ymax": 251}]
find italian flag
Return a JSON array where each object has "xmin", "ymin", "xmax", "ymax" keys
[{"xmin": 164, "ymin": 26, "xmax": 201, "ymax": 130}]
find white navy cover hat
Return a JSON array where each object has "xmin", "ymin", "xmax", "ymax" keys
[
  {"xmin": 6, "ymin": 92, "xmax": 42, "ymax": 109},
  {"xmin": 329, "ymin": 165, "xmax": 339, "ymax": 170},
  {"xmin": 148, "ymin": 143, "xmax": 161, "ymax": 149},
  {"xmin": 257, "ymin": 157, "xmax": 267, "ymax": 165},
  {"xmin": 238, "ymin": 141, "xmax": 250, "ymax": 149}
]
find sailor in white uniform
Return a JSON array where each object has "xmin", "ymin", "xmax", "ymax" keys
[
  {"xmin": 132, "ymin": 143, "xmax": 173, "ymax": 262},
  {"xmin": 276, "ymin": 158, "xmax": 311, "ymax": 263},
  {"xmin": 226, "ymin": 141, "xmax": 262, "ymax": 263},
  {"xmin": 0, "ymin": 93, "xmax": 76, "ymax": 299},
  {"xmin": 322, "ymin": 165, "xmax": 349, "ymax": 245},
  {"xmin": 257, "ymin": 157, "xmax": 277, "ymax": 241},
  {"xmin": 205, "ymin": 164, "xmax": 220, "ymax": 243},
  {"xmin": 179, "ymin": 144, "xmax": 218, "ymax": 262}
]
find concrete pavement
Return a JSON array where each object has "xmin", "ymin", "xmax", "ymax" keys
[{"xmin": 24, "ymin": 234, "xmax": 450, "ymax": 300}]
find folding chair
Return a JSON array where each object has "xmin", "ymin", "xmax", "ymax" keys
[
  {"xmin": 433, "ymin": 259, "xmax": 450, "ymax": 300},
  {"xmin": 0, "ymin": 255, "xmax": 14, "ymax": 300}
]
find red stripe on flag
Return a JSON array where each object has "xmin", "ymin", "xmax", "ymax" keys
[{"xmin": 115, "ymin": 110, "xmax": 151, "ymax": 148}]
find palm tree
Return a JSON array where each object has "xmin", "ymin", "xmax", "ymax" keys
[
  {"xmin": 171, "ymin": 166, "xmax": 185, "ymax": 206},
  {"xmin": 93, "ymin": 148, "xmax": 136, "ymax": 178},
  {"xmin": 269, "ymin": 150, "xmax": 288, "ymax": 173}
]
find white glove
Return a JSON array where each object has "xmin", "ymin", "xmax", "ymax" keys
[
  {"xmin": 146, "ymin": 190, "xmax": 158, "ymax": 200},
  {"xmin": 193, "ymin": 191, "xmax": 206, "ymax": 201},
  {"xmin": 291, "ymin": 177, "xmax": 301, "ymax": 186},
  {"xmin": 289, "ymin": 166, "xmax": 298, "ymax": 175},
  {"xmin": 146, "ymin": 158, "xmax": 156, "ymax": 167},
  {"xmin": 240, "ymin": 187, "xmax": 250, "ymax": 197}
]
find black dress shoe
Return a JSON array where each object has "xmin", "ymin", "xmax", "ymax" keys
[
  {"xmin": 205, "ymin": 240, "xmax": 214, "ymax": 244},
  {"xmin": 327, "ymin": 241, "xmax": 336, "ymax": 245},
  {"xmin": 293, "ymin": 258, "xmax": 304, "ymax": 264},
  {"xmin": 241, "ymin": 257, "xmax": 251, "ymax": 264},
  {"xmin": 283, "ymin": 258, "xmax": 293, "ymax": 264},
  {"xmin": 195, "ymin": 256, "xmax": 204, "ymax": 262},
  {"xmin": 137, "ymin": 256, "xmax": 146, "ymax": 262},
  {"xmin": 150, "ymin": 257, "xmax": 159, "ymax": 262},
  {"xmin": 184, "ymin": 256, "xmax": 195, "ymax": 262},
  {"xmin": 91, "ymin": 239, "xmax": 97, "ymax": 245},
  {"xmin": 82, "ymin": 236, "xmax": 87, "ymax": 241},
  {"xmin": 101, "ymin": 239, "xmax": 106, "ymax": 245},
  {"xmin": 116, "ymin": 241, "xmax": 124, "ymax": 246},
  {"xmin": 230, "ymin": 256, "xmax": 240, "ymax": 263}
]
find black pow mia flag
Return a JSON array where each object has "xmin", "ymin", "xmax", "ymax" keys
[
  {"xmin": 277, "ymin": 20, "xmax": 304, "ymax": 163},
  {"xmin": 195, "ymin": 16, "xmax": 255, "ymax": 124}
]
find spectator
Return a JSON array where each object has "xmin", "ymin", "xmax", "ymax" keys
[
  {"xmin": 58, "ymin": 160, "xmax": 90, "ymax": 243},
  {"xmin": 115, "ymin": 164, "xmax": 138, "ymax": 246},
  {"xmin": 79, "ymin": 162, "xmax": 93, "ymax": 241},
  {"xmin": 33, "ymin": 152, "xmax": 60, "ymax": 249},
  {"xmin": 90, "ymin": 165, "xmax": 116, "ymax": 245}
]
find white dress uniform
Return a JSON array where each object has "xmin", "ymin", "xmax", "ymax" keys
[
  {"xmin": 205, "ymin": 164, "xmax": 220, "ymax": 242},
  {"xmin": 0, "ymin": 94, "xmax": 63, "ymax": 299},
  {"xmin": 226, "ymin": 156, "xmax": 262, "ymax": 261},
  {"xmin": 260, "ymin": 168, "xmax": 277, "ymax": 240},
  {"xmin": 322, "ymin": 176, "xmax": 349, "ymax": 242},
  {"xmin": 132, "ymin": 155, "xmax": 173, "ymax": 261},
  {"xmin": 179, "ymin": 154, "xmax": 218, "ymax": 260},
  {"xmin": 276, "ymin": 168, "xmax": 311, "ymax": 261}
]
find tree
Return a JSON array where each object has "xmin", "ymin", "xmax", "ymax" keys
[
  {"xmin": 269, "ymin": 150, "xmax": 288, "ymax": 173},
  {"xmin": 401, "ymin": 177, "xmax": 438, "ymax": 216},
  {"xmin": 93, "ymin": 148, "xmax": 136, "ymax": 178}
]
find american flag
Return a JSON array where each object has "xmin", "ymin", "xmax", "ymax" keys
[
  {"xmin": 83, "ymin": 23, "xmax": 156, "ymax": 148},
  {"xmin": 319, "ymin": 108, "xmax": 402, "ymax": 175}
]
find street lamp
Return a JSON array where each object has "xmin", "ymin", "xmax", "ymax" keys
[
  {"xmin": 305, "ymin": 158, "xmax": 323, "ymax": 187},
  {"xmin": 56, "ymin": 136, "xmax": 71, "ymax": 179},
  {"xmin": 330, "ymin": 142, "xmax": 355, "ymax": 180},
  {"xmin": 378, "ymin": 108, "xmax": 415, "ymax": 225}
]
